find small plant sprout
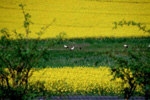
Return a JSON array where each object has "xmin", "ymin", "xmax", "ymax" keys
[
  {"xmin": 123, "ymin": 44, "xmax": 128, "ymax": 48},
  {"xmin": 148, "ymin": 44, "xmax": 150, "ymax": 48},
  {"xmin": 70, "ymin": 46, "xmax": 75, "ymax": 50}
]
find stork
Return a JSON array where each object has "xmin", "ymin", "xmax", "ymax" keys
[
  {"xmin": 70, "ymin": 46, "xmax": 75, "ymax": 50},
  {"xmin": 124, "ymin": 44, "xmax": 128, "ymax": 48},
  {"xmin": 64, "ymin": 45, "xmax": 68, "ymax": 49}
]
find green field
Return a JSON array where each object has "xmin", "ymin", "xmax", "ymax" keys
[{"xmin": 4, "ymin": 37, "xmax": 149, "ymax": 67}]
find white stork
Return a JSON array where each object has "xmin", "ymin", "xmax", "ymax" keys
[
  {"xmin": 124, "ymin": 44, "xmax": 128, "ymax": 48},
  {"xmin": 70, "ymin": 46, "xmax": 75, "ymax": 50},
  {"xmin": 64, "ymin": 45, "xmax": 68, "ymax": 49}
]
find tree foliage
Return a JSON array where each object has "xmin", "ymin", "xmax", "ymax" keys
[
  {"xmin": 111, "ymin": 20, "xmax": 150, "ymax": 100},
  {"xmin": 0, "ymin": 4, "xmax": 54, "ymax": 99},
  {"xmin": 113, "ymin": 20, "xmax": 150, "ymax": 34}
]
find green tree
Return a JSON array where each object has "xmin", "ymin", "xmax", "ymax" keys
[
  {"xmin": 110, "ymin": 20, "xmax": 150, "ymax": 100},
  {"xmin": 0, "ymin": 4, "xmax": 55, "ymax": 99}
]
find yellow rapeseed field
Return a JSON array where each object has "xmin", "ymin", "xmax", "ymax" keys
[
  {"xmin": 29, "ymin": 66, "xmax": 142, "ymax": 95},
  {"xmin": 0, "ymin": 0, "xmax": 150, "ymax": 39}
]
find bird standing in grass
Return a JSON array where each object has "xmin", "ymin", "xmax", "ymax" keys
[
  {"xmin": 64, "ymin": 45, "xmax": 68, "ymax": 49},
  {"xmin": 124, "ymin": 44, "xmax": 128, "ymax": 48},
  {"xmin": 70, "ymin": 46, "xmax": 75, "ymax": 51}
]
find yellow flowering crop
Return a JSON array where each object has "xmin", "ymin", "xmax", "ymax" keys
[
  {"xmin": 29, "ymin": 66, "xmax": 142, "ymax": 95},
  {"xmin": 0, "ymin": 0, "xmax": 150, "ymax": 39}
]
